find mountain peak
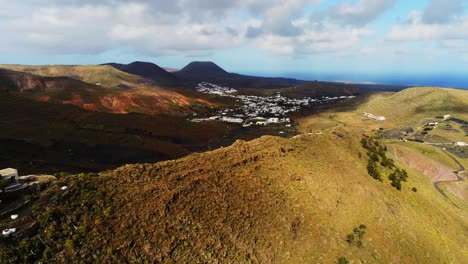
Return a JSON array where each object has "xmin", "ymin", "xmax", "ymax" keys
[{"xmin": 175, "ymin": 61, "xmax": 230, "ymax": 80}]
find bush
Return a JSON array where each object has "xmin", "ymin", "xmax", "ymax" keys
[
  {"xmin": 412, "ymin": 187, "xmax": 417, "ymax": 192},
  {"xmin": 346, "ymin": 225, "xmax": 367, "ymax": 248},
  {"xmin": 367, "ymin": 160, "xmax": 382, "ymax": 181},
  {"xmin": 337, "ymin": 257, "xmax": 349, "ymax": 264},
  {"xmin": 389, "ymin": 169, "xmax": 409, "ymax": 190}
]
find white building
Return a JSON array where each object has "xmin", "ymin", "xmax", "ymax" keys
[
  {"xmin": 221, "ymin": 117, "xmax": 243, "ymax": 123},
  {"xmin": 455, "ymin": 142, "xmax": 467, "ymax": 147},
  {"xmin": 267, "ymin": 117, "xmax": 280, "ymax": 124},
  {"xmin": 443, "ymin": 114, "xmax": 451, "ymax": 120},
  {"xmin": 0, "ymin": 168, "xmax": 18, "ymax": 182}
]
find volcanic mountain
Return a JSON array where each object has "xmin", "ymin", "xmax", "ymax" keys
[
  {"xmin": 104, "ymin": 61, "xmax": 181, "ymax": 87},
  {"xmin": 175, "ymin": 61, "xmax": 232, "ymax": 80},
  {"xmin": 175, "ymin": 61, "xmax": 307, "ymax": 89}
]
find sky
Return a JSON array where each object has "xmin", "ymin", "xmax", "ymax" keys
[{"xmin": 0, "ymin": 0, "xmax": 467, "ymax": 82}]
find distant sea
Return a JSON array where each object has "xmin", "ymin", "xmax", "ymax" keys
[{"xmin": 255, "ymin": 72, "xmax": 468, "ymax": 90}]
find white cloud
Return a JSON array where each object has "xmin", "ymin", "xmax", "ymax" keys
[
  {"xmin": 387, "ymin": 14, "xmax": 468, "ymax": 42},
  {"xmin": 0, "ymin": 0, "xmax": 384, "ymax": 57},
  {"xmin": 422, "ymin": 0, "xmax": 464, "ymax": 24},
  {"xmin": 314, "ymin": 0, "xmax": 397, "ymax": 26}
]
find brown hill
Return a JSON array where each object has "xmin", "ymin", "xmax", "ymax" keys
[{"xmin": 0, "ymin": 66, "xmax": 219, "ymax": 116}]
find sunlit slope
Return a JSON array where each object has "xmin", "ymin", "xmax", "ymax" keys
[
  {"xmin": 358, "ymin": 87, "xmax": 468, "ymax": 126},
  {"xmin": 0, "ymin": 64, "xmax": 145, "ymax": 89},
  {"xmin": 2, "ymin": 130, "xmax": 466, "ymax": 263},
  {"xmin": 298, "ymin": 87, "xmax": 468, "ymax": 132}
]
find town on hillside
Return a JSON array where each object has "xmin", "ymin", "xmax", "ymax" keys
[{"xmin": 192, "ymin": 82, "xmax": 357, "ymax": 126}]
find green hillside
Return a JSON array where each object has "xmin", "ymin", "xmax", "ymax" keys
[
  {"xmin": 1, "ymin": 129, "xmax": 466, "ymax": 263},
  {"xmin": 358, "ymin": 87, "xmax": 468, "ymax": 126}
]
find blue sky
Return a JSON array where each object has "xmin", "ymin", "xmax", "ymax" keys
[{"xmin": 0, "ymin": 0, "xmax": 467, "ymax": 81}]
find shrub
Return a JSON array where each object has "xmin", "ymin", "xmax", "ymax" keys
[
  {"xmin": 389, "ymin": 169, "xmax": 409, "ymax": 190},
  {"xmin": 412, "ymin": 187, "xmax": 417, "ymax": 192},
  {"xmin": 367, "ymin": 160, "xmax": 382, "ymax": 181},
  {"xmin": 337, "ymin": 257, "xmax": 349, "ymax": 264},
  {"xmin": 346, "ymin": 225, "xmax": 367, "ymax": 248}
]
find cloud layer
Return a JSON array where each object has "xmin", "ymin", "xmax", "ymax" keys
[{"xmin": 0, "ymin": 0, "xmax": 467, "ymax": 66}]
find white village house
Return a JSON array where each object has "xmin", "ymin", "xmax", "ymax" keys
[
  {"xmin": 455, "ymin": 142, "xmax": 467, "ymax": 147},
  {"xmin": 0, "ymin": 168, "xmax": 18, "ymax": 183}
]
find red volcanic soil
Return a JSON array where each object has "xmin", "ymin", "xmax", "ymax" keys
[
  {"xmin": 99, "ymin": 89, "xmax": 193, "ymax": 114},
  {"xmin": 389, "ymin": 145, "xmax": 457, "ymax": 183},
  {"xmin": 83, "ymin": 103, "xmax": 98, "ymax": 111},
  {"xmin": 38, "ymin": 96, "xmax": 51, "ymax": 102},
  {"xmin": 62, "ymin": 94, "xmax": 85, "ymax": 107},
  {"xmin": 196, "ymin": 98, "xmax": 214, "ymax": 106}
]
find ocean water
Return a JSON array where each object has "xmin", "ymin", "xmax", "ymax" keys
[{"xmin": 279, "ymin": 72, "xmax": 468, "ymax": 90}]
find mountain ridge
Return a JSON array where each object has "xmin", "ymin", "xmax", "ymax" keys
[
  {"xmin": 1, "ymin": 129, "xmax": 466, "ymax": 263},
  {"xmin": 103, "ymin": 61, "xmax": 181, "ymax": 86}
]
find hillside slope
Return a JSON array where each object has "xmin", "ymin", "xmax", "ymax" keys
[
  {"xmin": 1, "ymin": 130, "xmax": 466, "ymax": 263},
  {"xmin": 358, "ymin": 87, "xmax": 468, "ymax": 125},
  {"xmin": 0, "ymin": 91, "xmax": 229, "ymax": 174},
  {"xmin": 299, "ymin": 87, "xmax": 468, "ymax": 132},
  {"xmin": 0, "ymin": 66, "xmax": 216, "ymax": 115}
]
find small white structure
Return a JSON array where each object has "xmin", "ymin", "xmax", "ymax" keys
[
  {"xmin": 61, "ymin": 186, "xmax": 68, "ymax": 191},
  {"xmin": 11, "ymin": 215, "xmax": 18, "ymax": 220},
  {"xmin": 443, "ymin": 114, "xmax": 451, "ymax": 121},
  {"xmin": 267, "ymin": 117, "xmax": 280, "ymax": 124},
  {"xmin": 455, "ymin": 142, "xmax": 467, "ymax": 147},
  {"xmin": 2, "ymin": 228, "xmax": 16, "ymax": 236},
  {"xmin": 428, "ymin": 122, "xmax": 439, "ymax": 126},
  {"xmin": 221, "ymin": 117, "xmax": 243, "ymax": 123},
  {"xmin": 279, "ymin": 131, "xmax": 285, "ymax": 134},
  {"xmin": 256, "ymin": 121, "xmax": 267, "ymax": 126},
  {"xmin": 362, "ymin": 112, "xmax": 386, "ymax": 121},
  {"xmin": 0, "ymin": 168, "xmax": 18, "ymax": 182}
]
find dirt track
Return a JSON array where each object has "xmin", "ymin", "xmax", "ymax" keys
[
  {"xmin": 389, "ymin": 144, "xmax": 466, "ymax": 201},
  {"xmin": 432, "ymin": 147, "xmax": 465, "ymax": 199}
]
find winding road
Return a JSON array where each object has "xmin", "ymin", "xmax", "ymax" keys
[{"xmin": 430, "ymin": 146, "xmax": 465, "ymax": 200}]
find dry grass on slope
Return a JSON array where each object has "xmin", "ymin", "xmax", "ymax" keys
[{"xmin": 1, "ymin": 130, "xmax": 467, "ymax": 263}]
